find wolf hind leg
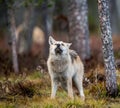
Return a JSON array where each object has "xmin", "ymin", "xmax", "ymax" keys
[{"xmin": 73, "ymin": 74, "xmax": 85, "ymax": 100}]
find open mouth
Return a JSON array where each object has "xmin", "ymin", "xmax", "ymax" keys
[{"xmin": 55, "ymin": 47, "xmax": 63, "ymax": 55}]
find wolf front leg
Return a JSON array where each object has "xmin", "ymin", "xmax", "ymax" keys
[
  {"xmin": 51, "ymin": 78, "xmax": 58, "ymax": 99},
  {"xmin": 67, "ymin": 77, "xmax": 74, "ymax": 99}
]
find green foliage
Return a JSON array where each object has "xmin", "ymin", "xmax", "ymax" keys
[
  {"xmin": 5, "ymin": 0, "xmax": 55, "ymax": 9},
  {"xmin": 0, "ymin": 0, "xmax": 4, "ymax": 4},
  {"xmin": 6, "ymin": 0, "xmax": 15, "ymax": 9},
  {"xmin": 47, "ymin": 3, "xmax": 53, "ymax": 8},
  {"xmin": 22, "ymin": 0, "xmax": 34, "ymax": 7},
  {"xmin": 88, "ymin": 83, "xmax": 107, "ymax": 98},
  {"xmin": 65, "ymin": 101, "xmax": 82, "ymax": 108},
  {"xmin": 118, "ymin": 84, "xmax": 120, "ymax": 97},
  {"xmin": 37, "ymin": 0, "xmax": 44, "ymax": 6},
  {"xmin": 88, "ymin": 14, "xmax": 98, "ymax": 33},
  {"xmin": 114, "ymin": 51, "xmax": 120, "ymax": 58},
  {"xmin": 28, "ymin": 71, "xmax": 43, "ymax": 79},
  {"xmin": 0, "ymin": 70, "xmax": 119, "ymax": 107},
  {"xmin": 44, "ymin": 104, "xmax": 55, "ymax": 108},
  {"xmin": 54, "ymin": 0, "xmax": 64, "ymax": 14}
]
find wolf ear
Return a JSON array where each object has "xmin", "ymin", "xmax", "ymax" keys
[
  {"xmin": 66, "ymin": 43, "xmax": 72, "ymax": 48},
  {"xmin": 49, "ymin": 36, "xmax": 56, "ymax": 45}
]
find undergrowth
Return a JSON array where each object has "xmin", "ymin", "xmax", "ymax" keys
[{"xmin": 0, "ymin": 68, "xmax": 119, "ymax": 108}]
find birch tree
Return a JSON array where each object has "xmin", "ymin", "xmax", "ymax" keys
[
  {"xmin": 97, "ymin": 0, "xmax": 118, "ymax": 97},
  {"xmin": 67, "ymin": 0, "xmax": 90, "ymax": 60},
  {"xmin": 6, "ymin": 0, "xmax": 19, "ymax": 73}
]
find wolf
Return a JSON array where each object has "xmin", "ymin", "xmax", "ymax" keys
[{"xmin": 47, "ymin": 36, "xmax": 85, "ymax": 100}]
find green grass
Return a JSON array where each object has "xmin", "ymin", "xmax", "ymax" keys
[{"xmin": 0, "ymin": 70, "xmax": 119, "ymax": 108}]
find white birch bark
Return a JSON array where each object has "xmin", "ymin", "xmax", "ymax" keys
[
  {"xmin": 6, "ymin": 0, "xmax": 19, "ymax": 73},
  {"xmin": 98, "ymin": 0, "xmax": 118, "ymax": 97}
]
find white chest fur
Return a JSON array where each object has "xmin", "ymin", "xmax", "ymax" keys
[{"xmin": 50, "ymin": 59, "xmax": 68, "ymax": 73}]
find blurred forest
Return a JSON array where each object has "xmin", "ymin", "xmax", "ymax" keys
[
  {"xmin": 0, "ymin": 0, "xmax": 120, "ymax": 72},
  {"xmin": 0, "ymin": 0, "xmax": 120, "ymax": 107}
]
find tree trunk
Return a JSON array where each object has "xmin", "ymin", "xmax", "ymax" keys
[
  {"xmin": 41, "ymin": 0, "xmax": 54, "ymax": 58},
  {"xmin": 97, "ymin": 0, "xmax": 118, "ymax": 97},
  {"xmin": 67, "ymin": 0, "xmax": 90, "ymax": 60},
  {"xmin": 109, "ymin": 0, "xmax": 120, "ymax": 35},
  {"xmin": 16, "ymin": 4, "xmax": 35, "ymax": 54},
  {"xmin": 26, "ymin": 5, "xmax": 34, "ymax": 53},
  {"xmin": 6, "ymin": 1, "xmax": 19, "ymax": 73}
]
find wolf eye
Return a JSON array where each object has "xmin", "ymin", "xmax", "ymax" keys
[{"xmin": 61, "ymin": 43, "xmax": 64, "ymax": 46}]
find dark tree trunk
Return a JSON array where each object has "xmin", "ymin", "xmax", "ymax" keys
[
  {"xmin": 16, "ymin": 4, "xmax": 35, "ymax": 54},
  {"xmin": 42, "ymin": 8, "xmax": 50, "ymax": 58},
  {"xmin": 41, "ymin": 0, "xmax": 54, "ymax": 58},
  {"xmin": 97, "ymin": 0, "xmax": 118, "ymax": 97},
  {"xmin": 26, "ymin": 5, "xmax": 34, "ymax": 53},
  {"xmin": 67, "ymin": 0, "xmax": 90, "ymax": 60},
  {"xmin": 6, "ymin": 1, "xmax": 19, "ymax": 73},
  {"xmin": 109, "ymin": 0, "xmax": 120, "ymax": 35}
]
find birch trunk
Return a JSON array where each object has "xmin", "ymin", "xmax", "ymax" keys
[
  {"xmin": 6, "ymin": 1, "xmax": 19, "ymax": 73},
  {"xmin": 97, "ymin": 0, "xmax": 118, "ymax": 97}
]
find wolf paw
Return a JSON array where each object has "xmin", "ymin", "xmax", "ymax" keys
[
  {"xmin": 51, "ymin": 95, "xmax": 55, "ymax": 99},
  {"xmin": 81, "ymin": 96, "xmax": 85, "ymax": 101},
  {"xmin": 68, "ymin": 95, "xmax": 74, "ymax": 100}
]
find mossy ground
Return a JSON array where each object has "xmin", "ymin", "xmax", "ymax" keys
[{"xmin": 0, "ymin": 67, "xmax": 120, "ymax": 108}]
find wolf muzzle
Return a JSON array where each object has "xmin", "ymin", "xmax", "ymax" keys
[{"xmin": 55, "ymin": 44, "xmax": 63, "ymax": 54}]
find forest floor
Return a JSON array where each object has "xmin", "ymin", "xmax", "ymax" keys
[
  {"xmin": 0, "ymin": 69, "xmax": 119, "ymax": 108},
  {"xmin": 0, "ymin": 35, "xmax": 120, "ymax": 107}
]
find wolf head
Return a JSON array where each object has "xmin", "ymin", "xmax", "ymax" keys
[{"xmin": 48, "ymin": 36, "xmax": 72, "ymax": 55}]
